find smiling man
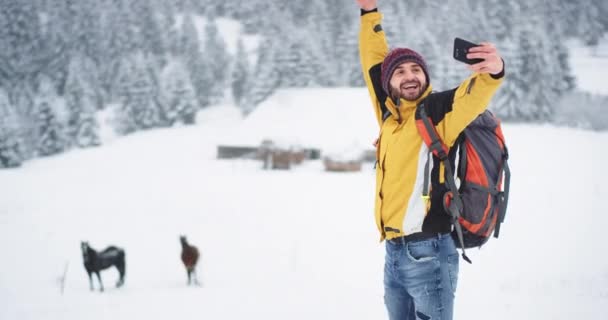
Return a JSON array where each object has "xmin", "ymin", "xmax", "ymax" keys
[
  {"xmin": 357, "ymin": 0, "xmax": 505, "ymax": 319},
  {"xmin": 382, "ymin": 48, "xmax": 429, "ymax": 102}
]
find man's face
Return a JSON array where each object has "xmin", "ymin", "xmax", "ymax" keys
[{"xmin": 389, "ymin": 61, "xmax": 428, "ymax": 101}]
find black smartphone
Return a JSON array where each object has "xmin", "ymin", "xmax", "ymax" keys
[{"xmin": 453, "ymin": 37, "xmax": 484, "ymax": 65}]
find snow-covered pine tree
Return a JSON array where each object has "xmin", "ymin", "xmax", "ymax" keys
[
  {"xmin": 0, "ymin": 0, "xmax": 45, "ymax": 75},
  {"xmin": 100, "ymin": 0, "xmax": 140, "ymax": 101},
  {"xmin": 575, "ymin": 0, "xmax": 605, "ymax": 49},
  {"xmin": 35, "ymin": 100, "xmax": 66, "ymax": 157},
  {"xmin": 491, "ymin": 36, "xmax": 525, "ymax": 120},
  {"xmin": 157, "ymin": 2, "xmax": 178, "ymax": 62},
  {"xmin": 5, "ymin": 79, "xmax": 41, "ymax": 163},
  {"xmin": 231, "ymin": 38, "xmax": 250, "ymax": 110},
  {"xmin": 413, "ymin": 28, "xmax": 443, "ymax": 88},
  {"xmin": 594, "ymin": 0, "xmax": 608, "ymax": 33},
  {"xmin": 159, "ymin": 59, "xmax": 197, "ymax": 125},
  {"xmin": 62, "ymin": 0, "xmax": 105, "ymax": 70},
  {"xmin": 202, "ymin": 14, "xmax": 230, "ymax": 105},
  {"xmin": 0, "ymin": 88, "xmax": 22, "ymax": 168},
  {"xmin": 65, "ymin": 53, "xmax": 101, "ymax": 147},
  {"xmin": 0, "ymin": 126, "xmax": 22, "ymax": 168},
  {"xmin": 510, "ymin": 12, "xmax": 551, "ymax": 121},
  {"xmin": 276, "ymin": 30, "xmax": 317, "ymax": 88},
  {"xmin": 332, "ymin": 5, "xmax": 361, "ymax": 86},
  {"xmin": 246, "ymin": 36, "xmax": 281, "ymax": 112},
  {"xmin": 115, "ymin": 52, "xmax": 163, "ymax": 133},
  {"xmin": 306, "ymin": 0, "xmax": 339, "ymax": 87},
  {"xmin": 483, "ymin": 0, "xmax": 518, "ymax": 42},
  {"xmin": 377, "ymin": 0, "xmax": 402, "ymax": 46},
  {"xmin": 542, "ymin": 2, "xmax": 576, "ymax": 95},
  {"xmin": 232, "ymin": 1, "xmax": 260, "ymax": 33},
  {"xmin": 181, "ymin": 14, "xmax": 213, "ymax": 108},
  {"xmin": 335, "ymin": 22, "xmax": 363, "ymax": 87}
]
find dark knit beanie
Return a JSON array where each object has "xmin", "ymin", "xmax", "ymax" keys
[{"xmin": 380, "ymin": 48, "xmax": 429, "ymax": 96}]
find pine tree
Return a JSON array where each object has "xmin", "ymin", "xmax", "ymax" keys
[
  {"xmin": 231, "ymin": 38, "xmax": 250, "ymax": 109},
  {"xmin": 277, "ymin": 31, "xmax": 317, "ymax": 87},
  {"xmin": 513, "ymin": 16, "xmax": 552, "ymax": 121},
  {"xmin": 65, "ymin": 53, "xmax": 101, "ymax": 147},
  {"xmin": 483, "ymin": 0, "xmax": 518, "ymax": 42},
  {"xmin": 543, "ymin": 2, "xmax": 576, "ymax": 94},
  {"xmin": 0, "ymin": 88, "xmax": 22, "ymax": 168},
  {"xmin": 157, "ymin": 3, "xmax": 178, "ymax": 62},
  {"xmin": 335, "ymin": 22, "xmax": 362, "ymax": 86},
  {"xmin": 179, "ymin": 14, "xmax": 212, "ymax": 108},
  {"xmin": 595, "ymin": 0, "xmax": 608, "ymax": 32},
  {"xmin": 305, "ymin": 1, "xmax": 337, "ymax": 87},
  {"xmin": 246, "ymin": 36, "xmax": 280, "ymax": 112},
  {"xmin": 234, "ymin": 1, "xmax": 265, "ymax": 33},
  {"xmin": 134, "ymin": 0, "xmax": 166, "ymax": 56},
  {"xmin": 220, "ymin": 0, "xmax": 242, "ymax": 20},
  {"xmin": 576, "ymin": 0, "xmax": 604, "ymax": 48},
  {"xmin": 101, "ymin": 0, "xmax": 140, "ymax": 100},
  {"xmin": 115, "ymin": 52, "xmax": 163, "ymax": 133},
  {"xmin": 0, "ymin": 0, "xmax": 45, "ymax": 75},
  {"xmin": 35, "ymin": 101, "xmax": 66, "ymax": 157},
  {"xmin": 202, "ymin": 15, "xmax": 230, "ymax": 104},
  {"xmin": 491, "ymin": 36, "xmax": 525, "ymax": 120},
  {"xmin": 159, "ymin": 59, "xmax": 197, "ymax": 125}
]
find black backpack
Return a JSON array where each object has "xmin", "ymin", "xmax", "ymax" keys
[{"xmin": 415, "ymin": 95, "xmax": 511, "ymax": 263}]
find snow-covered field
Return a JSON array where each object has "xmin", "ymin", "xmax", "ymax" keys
[
  {"xmin": 2, "ymin": 37, "xmax": 608, "ymax": 320},
  {"xmin": 1, "ymin": 94, "xmax": 608, "ymax": 319}
]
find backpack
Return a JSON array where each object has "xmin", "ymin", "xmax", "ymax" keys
[{"xmin": 415, "ymin": 96, "xmax": 511, "ymax": 263}]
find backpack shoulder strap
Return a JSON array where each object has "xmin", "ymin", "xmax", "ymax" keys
[
  {"xmin": 415, "ymin": 95, "xmax": 449, "ymax": 160},
  {"xmin": 415, "ymin": 96, "xmax": 472, "ymax": 263}
]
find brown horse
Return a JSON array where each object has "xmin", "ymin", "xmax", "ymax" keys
[{"xmin": 180, "ymin": 235, "xmax": 200, "ymax": 286}]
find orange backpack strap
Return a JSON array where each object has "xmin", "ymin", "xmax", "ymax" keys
[{"xmin": 415, "ymin": 98, "xmax": 472, "ymax": 264}]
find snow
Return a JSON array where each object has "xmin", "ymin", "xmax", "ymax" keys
[
  {"xmin": 2, "ymin": 89, "xmax": 608, "ymax": 319},
  {"xmin": 2, "ymin": 35, "xmax": 608, "ymax": 320},
  {"xmin": 569, "ymin": 36, "xmax": 608, "ymax": 95},
  {"xmin": 219, "ymin": 88, "xmax": 377, "ymax": 157}
]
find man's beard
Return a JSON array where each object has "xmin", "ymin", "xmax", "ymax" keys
[{"xmin": 391, "ymin": 80, "xmax": 427, "ymax": 102}]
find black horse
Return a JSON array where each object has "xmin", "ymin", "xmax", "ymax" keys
[{"xmin": 81, "ymin": 241, "xmax": 126, "ymax": 292}]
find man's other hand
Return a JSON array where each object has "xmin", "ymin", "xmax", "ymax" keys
[{"xmin": 357, "ymin": 0, "xmax": 378, "ymax": 11}]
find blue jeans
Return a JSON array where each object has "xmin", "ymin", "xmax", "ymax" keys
[{"xmin": 384, "ymin": 233, "xmax": 459, "ymax": 320}]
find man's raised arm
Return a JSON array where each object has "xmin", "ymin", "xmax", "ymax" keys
[{"xmin": 357, "ymin": 0, "xmax": 389, "ymax": 127}]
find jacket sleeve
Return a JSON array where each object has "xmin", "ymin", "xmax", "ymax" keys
[
  {"xmin": 435, "ymin": 71, "xmax": 504, "ymax": 147},
  {"xmin": 359, "ymin": 11, "xmax": 389, "ymax": 128}
]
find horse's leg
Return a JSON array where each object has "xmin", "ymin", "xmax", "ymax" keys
[
  {"xmin": 116, "ymin": 264, "xmax": 125, "ymax": 287},
  {"xmin": 95, "ymin": 271, "xmax": 104, "ymax": 292},
  {"xmin": 186, "ymin": 268, "xmax": 192, "ymax": 285},
  {"xmin": 192, "ymin": 268, "xmax": 201, "ymax": 286},
  {"xmin": 121, "ymin": 259, "xmax": 126, "ymax": 287},
  {"xmin": 87, "ymin": 271, "xmax": 94, "ymax": 291}
]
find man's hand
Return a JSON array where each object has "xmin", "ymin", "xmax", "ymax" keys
[
  {"xmin": 357, "ymin": 0, "xmax": 377, "ymax": 11},
  {"xmin": 466, "ymin": 42, "xmax": 504, "ymax": 75}
]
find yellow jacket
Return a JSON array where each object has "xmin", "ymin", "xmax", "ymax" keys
[{"xmin": 359, "ymin": 11, "xmax": 504, "ymax": 241}]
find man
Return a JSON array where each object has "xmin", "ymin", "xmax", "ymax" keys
[{"xmin": 356, "ymin": 1, "xmax": 505, "ymax": 319}]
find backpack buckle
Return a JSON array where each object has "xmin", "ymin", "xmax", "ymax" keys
[{"xmin": 430, "ymin": 141, "xmax": 447, "ymax": 160}]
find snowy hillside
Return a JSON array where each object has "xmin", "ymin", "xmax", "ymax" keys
[
  {"xmin": 1, "ymin": 87, "xmax": 608, "ymax": 319},
  {"xmin": 220, "ymin": 88, "xmax": 378, "ymax": 157}
]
